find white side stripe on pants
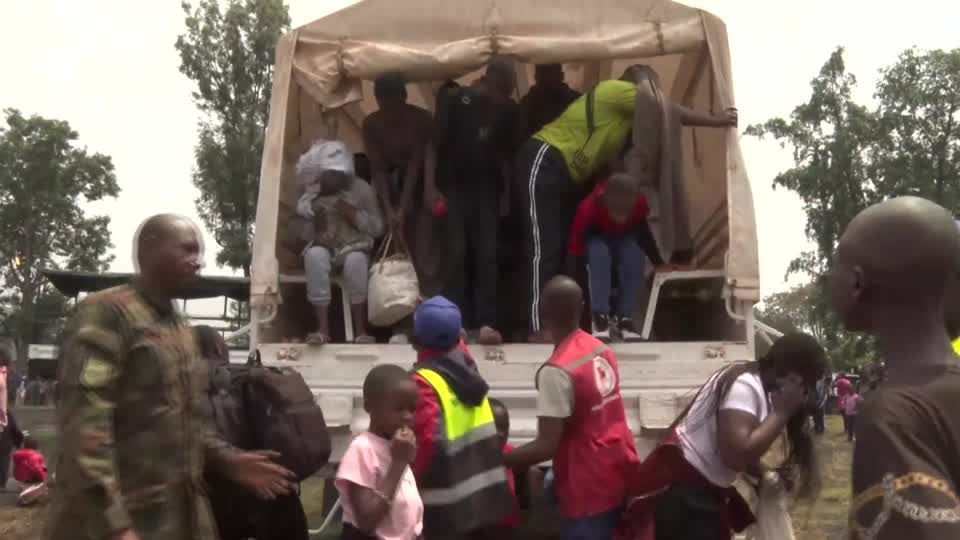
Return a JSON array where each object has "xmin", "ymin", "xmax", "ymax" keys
[{"xmin": 527, "ymin": 142, "xmax": 549, "ymax": 332}]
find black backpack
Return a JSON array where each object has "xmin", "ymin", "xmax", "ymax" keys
[{"xmin": 208, "ymin": 351, "xmax": 331, "ymax": 481}]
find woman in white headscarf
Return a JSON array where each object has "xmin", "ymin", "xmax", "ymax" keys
[{"xmin": 294, "ymin": 140, "xmax": 384, "ymax": 345}]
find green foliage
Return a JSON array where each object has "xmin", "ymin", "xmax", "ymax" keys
[
  {"xmin": 176, "ymin": 0, "xmax": 290, "ymax": 275},
  {"xmin": 871, "ymin": 48, "xmax": 960, "ymax": 211},
  {"xmin": 755, "ymin": 284, "xmax": 814, "ymax": 338},
  {"xmin": 747, "ymin": 46, "xmax": 960, "ymax": 368},
  {"xmin": 0, "ymin": 109, "xmax": 119, "ymax": 366}
]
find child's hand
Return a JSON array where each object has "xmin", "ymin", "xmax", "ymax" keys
[{"xmin": 390, "ymin": 427, "xmax": 417, "ymax": 464}]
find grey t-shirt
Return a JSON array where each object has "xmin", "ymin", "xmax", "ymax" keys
[{"xmin": 536, "ymin": 365, "xmax": 574, "ymax": 418}]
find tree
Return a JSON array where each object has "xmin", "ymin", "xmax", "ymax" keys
[
  {"xmin": 0, "ymin": 109, "xmax": 119, "ymax": 370},
  {"xmin": 176, "ymin": 0, "xmax": 291, "ymax": 275},
  {"xmin": 746, "ymin": 46, "xmax": 960, "ymax": 369},
  {"xmin": 755, "ymin": 285, "xmax": 813, "ymax": 337},
  {"xmin": 871, "ymin": 48, "xmax": 960, "ymax": 212},
  {"xmin": 746, "ymin": 48, "xmax": 878, "ymax": 366}
]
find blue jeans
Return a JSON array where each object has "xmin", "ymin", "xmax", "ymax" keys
[
  {"xmin": 586, "ymin": 235, "xmax": 646, "ymax": 317},
  {"xmin": 563, "ymin": 506, "xmax": 622, "ymax": 540},
  {"xmin": 544, "ymin": 469, "xmax": 620, "ymax": 540}
]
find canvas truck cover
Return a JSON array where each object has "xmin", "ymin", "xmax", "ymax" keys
[{"xmin": 250, "ymin": 0, "xmax": 760, "ymax": 321}]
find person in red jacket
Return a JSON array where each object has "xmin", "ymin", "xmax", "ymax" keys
[
  {"xmin": 505, "ymin": 276, "xmax": 638, "ymax": 540},
  {"xmin": 567, "ymin": 173, "xmax": 669, "ymax": 342},
  {"xmin": 13, "ymin": 435, "xmax": 46, "ymax": 483},
  {"xmin": 490, "ymin": 398, "xmax": 520, "ymax": 535},
  {"xmin": 13, "ymin": 435, "xmax": 48, "ymax": 506}
]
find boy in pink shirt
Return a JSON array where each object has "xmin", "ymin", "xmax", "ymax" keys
[
  {"xmin": 0, "ymin": 342, "xmax": 10, "ymax": 428},
  {"xmin": 843, "ymin": 387, "xmax": 865, "ymax": 442},
  {"xmin": 336, "ymin": 364, "xmax": 423, "ymax": 540}
]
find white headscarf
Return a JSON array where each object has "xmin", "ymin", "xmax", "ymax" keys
[{"xmin": 296, "ymin": 140, "xmax": 355, "ymax": 218}]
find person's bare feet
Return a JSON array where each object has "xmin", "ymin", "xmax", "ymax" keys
[{"xmin": 478, "ymin": 326, "xmax": 503, "ymax": 346}]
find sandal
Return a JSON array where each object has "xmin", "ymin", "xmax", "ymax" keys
[{"xmin": 306, "ymin": 333, "xmax": 329, "ymax": 346}]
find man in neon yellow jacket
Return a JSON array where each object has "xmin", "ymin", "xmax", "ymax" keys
[{"xmin": 950, "ymin": 220, "xmax": 960, "ymax": 354}]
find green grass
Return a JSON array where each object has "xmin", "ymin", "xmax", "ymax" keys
[
  {"xmin": 1, "ymin": 409, "xmax": 853, "ymax": 539},
  {"xmin": 791, "ymin": 415, "xmax": 852, "ymax": 540}
]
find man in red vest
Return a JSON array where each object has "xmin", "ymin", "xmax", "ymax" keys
[{"xmin": 505, "ymin": 276, "xmax": 638, "ymax": 539}]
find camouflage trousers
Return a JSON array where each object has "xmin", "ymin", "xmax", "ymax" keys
[{"xmin": 49, "ymin": 483, "xmax": 219, "ymax": 540}]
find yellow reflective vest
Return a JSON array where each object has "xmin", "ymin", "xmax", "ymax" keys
[{"xmin": 416, "ymin": 367, "xmax": 511, "ymax": 536}]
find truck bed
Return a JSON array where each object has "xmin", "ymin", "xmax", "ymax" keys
[{"xmin": 256, "ymin": 340, "xmax": 748, "ymax": 461}]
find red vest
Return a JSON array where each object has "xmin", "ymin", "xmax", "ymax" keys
[{"xmin": 543, "ymin": 329, "xmax": 639, "ymax": 518}]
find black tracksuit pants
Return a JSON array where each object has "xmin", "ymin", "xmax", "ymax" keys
[
  {"xmin": 445, "ymin": 184, "xmax": 499, "ymax": 329},
  {"xmin": 515, "ymin": 138, "xmax": 583, "ymax": 333}
]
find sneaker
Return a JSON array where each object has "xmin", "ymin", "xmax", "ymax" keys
[
  {"xmin": 388, "ymin": 333, "xmax": 409, "ymax": 345},
  {"xmin": 592, "ymin": 314, "xmax": 611, "ymax": 340},
  {"xmin": 619, "ymin": 318, "xmax": 643, "ymax": 342}
]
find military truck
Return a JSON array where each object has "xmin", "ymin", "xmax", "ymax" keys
[{"xmin": 246, "ymin": 0, "xmax": 778, "ymax": 461}]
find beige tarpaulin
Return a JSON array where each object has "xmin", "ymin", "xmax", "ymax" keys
[{"xmin": 251, "ymin": 0, "xmax": 760, "ymax": 316}]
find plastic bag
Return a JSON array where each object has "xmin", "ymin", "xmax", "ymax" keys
[
  {"xmin": 745, "ymin": 472, "xmax": 796, "ymax": 540},
  {"xmin": 368, "ymin": 233, "xmax": 419, "ymax": 327}
]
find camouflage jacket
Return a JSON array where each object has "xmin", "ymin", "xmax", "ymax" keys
[{"xmin": 49, "ymin": 284, "xmax": 232, "ymax": 540}]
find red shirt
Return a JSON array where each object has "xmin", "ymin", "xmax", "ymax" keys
[
  {"xmin": 501, "ymin": 443, "xmax": 520, "ymax": 528},
  {"xmin": 567, "ymin": 181, "xmax": 650, "ymax": 257},
  {"xmin": 411, "ymin": 340, "xmax": 472, "ymax": 478},
  {"xmin": 835, "ymin": 377, "xmax": 852, "ymax": 401},
  {"xmin": 13, "ymin": 448, "xmax": 47, "ymax": 483}
]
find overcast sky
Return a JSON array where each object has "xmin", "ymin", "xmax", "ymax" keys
[{"xmin": 2, "ymin": 0, "xmax": 958, "ymax": 316}]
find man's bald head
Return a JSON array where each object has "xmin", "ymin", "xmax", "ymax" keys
[
  {"xmin": 831, "ymin": 197, "xmax": 960, "ymax": 332},
  {"xmin": 134, "ymin": 214, "xmax": 202, "ymax": 298},
  {"xmin": 136, "ymin": 214, "xmax": 189, "ymax": 259},
  {"xmin": 541, "ymin": 276, "xmax": 584, "ymax": 333}
]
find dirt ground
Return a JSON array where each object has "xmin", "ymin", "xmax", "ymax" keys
[{"xmin": 1, "ymin": 409, "xmax": 852, "ymax": 540}]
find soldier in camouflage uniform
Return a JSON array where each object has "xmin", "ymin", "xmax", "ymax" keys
[{"xmin": 50, "ymin": 214, "xmax": 294, "ymax": 540}]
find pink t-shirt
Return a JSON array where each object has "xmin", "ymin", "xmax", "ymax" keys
[
  {"xmin": 0, "ymin": 366, "xmax": 7, "ymax": 427},
  {"xmin": 843, "ymin": 393, "xmax": 864, "ymax": 416},
  {"xmin": 336, "ymin": 431, "xmax": 423, "ymax": 540}
]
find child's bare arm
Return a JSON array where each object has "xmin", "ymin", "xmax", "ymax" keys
[{"xmin": 345, "ymin": 460, "xmax": 407, "ymax": 533}]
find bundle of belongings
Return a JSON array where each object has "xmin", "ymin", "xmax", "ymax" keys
[{"xmin": 626, "ymin": 64, "xmax": 694, "ymax": 264}]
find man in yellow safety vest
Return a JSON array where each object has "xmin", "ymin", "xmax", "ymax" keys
[{"xmin": 409, "ymin": 296, "xmax": 513, "ymax": 539}]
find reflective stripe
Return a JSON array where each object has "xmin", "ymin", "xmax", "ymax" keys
[
  {"xmin": 564, "ymin": 344, "xmax": 609, "ymax": 372},
  {"xmin": 445, "ymin": 421, "xmax": 498, "ymax": 456},
  {"xmin": 417, "ymin": 368, "xmax": 494, "ymax": 440},
  {"xmin": 528, "ymin": 142, "xmax": 550, "ymax": 332},
  {"xmin": 420, "ymin": 467, "xmax": 508, "ymax": 506}
]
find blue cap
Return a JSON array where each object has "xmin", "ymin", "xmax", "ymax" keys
[{"xmin": 413, "ymin": 296, "xmax": 462, "ymax": 350}]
